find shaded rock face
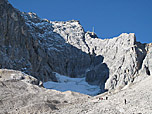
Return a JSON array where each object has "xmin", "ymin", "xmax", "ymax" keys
[
  {"xmin": 86, "ymin": 63, "xmax": 109, "ymax": 91},
  {"xmin": 141, "ymin": 44, "xmax": 152, "ymax": 75},
  {"xmin": 0, "ymin": 0, "xmax": 30, "ymax": 70},
  {"xmin": 22, "ymin": 13, "xmax": 93, "ymax": 80},
  {"xmin": 134, "ymin": 43, "xmax": 152, "ymax": 82},
  {"xmin": 0, "ymin": 0, "xmax": 151, "ymax": 92}
]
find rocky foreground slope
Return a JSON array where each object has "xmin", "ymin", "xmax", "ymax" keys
[{"xmin": 0, "ymin": 69, "xmax": 152, "ymax": 114}]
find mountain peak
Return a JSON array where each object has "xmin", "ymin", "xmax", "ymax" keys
[{"xmin": 0, "ymin": 0, "xmax": 152, "ymax": 113}]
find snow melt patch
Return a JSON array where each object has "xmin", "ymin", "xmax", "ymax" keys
[{"xmin": 43, "ymin": 73, "xmax": 101, "ymax": 96}]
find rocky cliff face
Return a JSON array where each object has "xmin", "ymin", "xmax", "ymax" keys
[
  {"xmin": 84, "ymin": 33, "xmax": 147, "ymax": 90},
  {"xmin": 0, "ymin": 0, "xmax": 98, "ymax": 82},
  {"xmin": 0, "ymin": 0, "xmax": 151, "ymax": 92}
]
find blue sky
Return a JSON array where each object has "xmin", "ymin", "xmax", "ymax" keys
[{"xmin": 9, "ymin": 0, "xmax": 152, "ymax": 43}]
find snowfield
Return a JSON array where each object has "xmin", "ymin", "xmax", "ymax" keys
[{"xmin": 43, "ymin": 73, "xmax": 101, "ymax": 96}]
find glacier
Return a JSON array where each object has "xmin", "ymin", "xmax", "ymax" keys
[{"xmin": 43, "ymin": 73, "xmax": 101, "ymax": 96}]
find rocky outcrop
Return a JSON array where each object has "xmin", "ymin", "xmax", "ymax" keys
[
  {"xmin": 0, "ymin": 0, "xmax": 99, "ymax": 83},
  {"xmin": 0, "ymin": 0, "xmax": 51, "ymax": 81},
  {"xmin": 50, "ymin": 19, "xmax": 149, "ymax": 91},
  {"xmin": 22, "ymin": 13, "xmax": 94, "ymax": 79},
  {"xmin": 0, "ymin": 69, "xmax": 42, "ymax": 86},
  {"xmin": 53, "ymin": 23, "xmax": 148, "ymax": 91},
  {"xmin": 83, "ymin": 33, "xmax": 147, "ymax": 90}
]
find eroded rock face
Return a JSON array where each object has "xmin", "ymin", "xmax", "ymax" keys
[
  {"xmin": 134, "ymin": 43, "xmax": 152, "ymax": 82},
  {"xmin": 0, "ymin": 0, "xmax": 151, "ymax": 92},
  {"xmin": 68, "ymin": 32, "xmax": 147, "ymax": 90},
  {"xmin": 22, "ymin": 12, "xmax": 94, "ymax": 80},
  {"xmin": 50, "ymin": 20, "xmax": 149, "ymax": 91},
  {"xmin": 55, "ymin": 27, "xmax": 148, "ymax": 90},
  {"xmin": 141, "ymin": 43, "xmax": 152, "ymax": 75},
  {"xmin": 83, "ymin": 33, "xmax": 147, "ymax": 90},
  {"xmin": 0, "ymin": 0, "xmax": 94, "ymax": 83}
]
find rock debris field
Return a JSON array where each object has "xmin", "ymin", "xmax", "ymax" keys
[{"xmin": 0, "ymin": 69, "xmax": 152, "ymax": 114}]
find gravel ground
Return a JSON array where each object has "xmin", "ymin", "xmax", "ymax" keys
[
  {"xmin": 52, "ymin": 75, "xmax": 152, "ymax": 114},
  {"xmin": 0, "ymin": 70, "xmax": 152, "ymax": 114}
]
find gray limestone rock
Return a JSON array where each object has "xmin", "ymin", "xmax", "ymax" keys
[
  {"xmin": 0, "ymin": 0, "xmax": 92, "ymax": 83},
  {"xmin": 0, "ymin": 69, "xmax": 42, "ymax": 86},
  {"xmin": 0, "ymin": 69, "xmax": 88, "ymax": 114},
  {"xmin": 0, "ymin": 0, "xmax": 152, "ymax": 93},
  {"xmin": 134, "ymin": 43, "xmax": 152, "ymax": 82},
  {"xmin": 0, "ymin": 68, "xmax": 152, "ymax": 114},
  {"xmin": 83, "ymin": 33, "xmax": 147, "ymax": 90},
  {"xmin": 141, "ymin": 43, "xmax": 152, "ymax": 76},
  {"xmin": 86, "ymin": 63, "xmax": 109, "ymax": 92},
  {"xmin": 0, "ymin": 0, "xmax": 152, "ymax": 113}
]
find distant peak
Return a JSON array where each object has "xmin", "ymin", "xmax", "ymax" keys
[
  {"xmin": 23, "ymin": 12, "xmax": 39, "ymax": 19},
  {"xmin": 119, "ymin": 33, "xmax": 135, "ymax": 37},
  {"xmin": 67, "ymin": 20, "xmax": 80, "ymax": 23},
  {"xmin": 86, "ymin": 31, "xmax": 98, "ymax": 38}
]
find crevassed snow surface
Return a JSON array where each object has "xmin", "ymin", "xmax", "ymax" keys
[{"xmin": 43, "ymin": 73, "xmax": 101, "ymax": 96}]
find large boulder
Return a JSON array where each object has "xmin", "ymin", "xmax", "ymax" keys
[{"xmin": 0, "ymin": 69, "xmax": 42, "ymax": 86}]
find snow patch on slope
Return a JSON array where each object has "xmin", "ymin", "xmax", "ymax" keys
[{"xmin": 43, "ymin": 73, "xmax": 101, "ymax": 96}]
